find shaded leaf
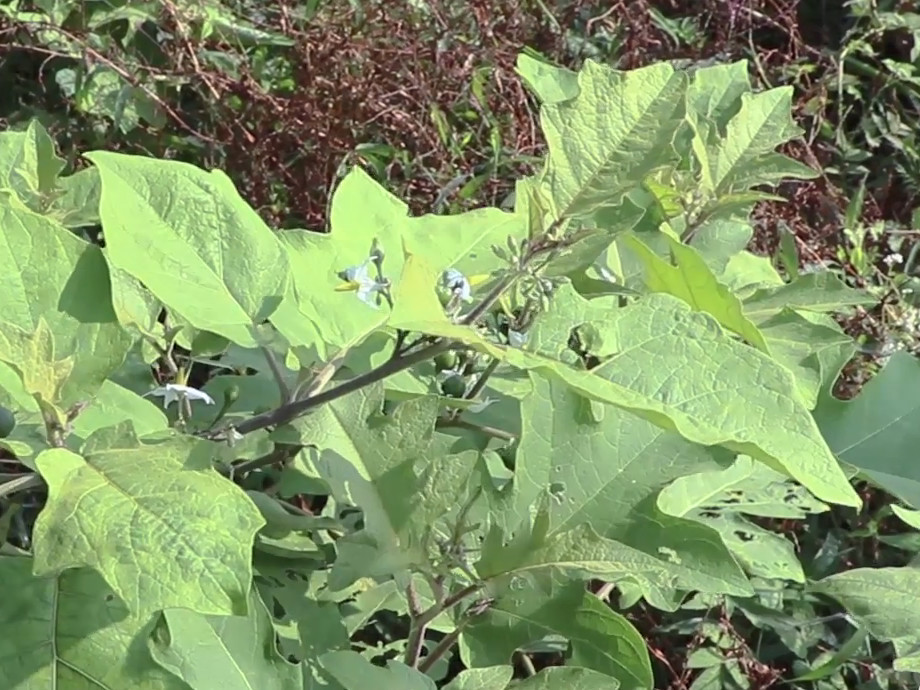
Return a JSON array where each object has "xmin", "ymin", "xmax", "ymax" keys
[
  {"xmin": 149, "ymin": 588, "xmax": 301, "ymax": 690},
  {"xmin": 0, "ymin": 556, "xmax": 188, "ymax": 690},
  {"xmin": 814, "ymin": 352, "xmax": 920, "ymax": 508},
  {"xmin": 811, "ymin": 566, "xmax": 920, "ymax": 672}
]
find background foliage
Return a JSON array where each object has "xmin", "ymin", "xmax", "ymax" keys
[{"xmin": 4, "ymin": 0, "xmax": 920, "ymax": 688}]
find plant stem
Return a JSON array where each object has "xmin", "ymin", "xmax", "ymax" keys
[
  {"xmin": 205, "ymin": 228, "xmax": 574, "ymax": 441},
  {"xmin": 417, "ymin": 626, "xmax": 465, "ymax": 674},
  {"xmin": 435, "ymin": 416, "xmax": 517, "ymax": 442},
  {"xmin": 224, "ymin": 339, "xmax": 454, "ymax": 437},
  {"xmin": 404, "ymin": 582, "xmax": 483, "ymax": 668},
  {"xmin": 463, "ymin": 356, "xmax": 500, "ymax": 401},
  {"xmin": 228, "ymin": 443, "xmax": 300, "ymax": 478},
  {"xmin": 261, "ymin": 346, "xmax": 292, "ymax": 403}
]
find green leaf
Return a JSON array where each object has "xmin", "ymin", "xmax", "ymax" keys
[
  {"xmin": 625, "ymin": 233, "xmax": 768, "ymax": 351},
  {"xmin": 76, "ymin": 67, "xmax": 165, "ymax": 133},
  {"xmin": 811, "ymin": 566, "xmax": 920, "ymax": 672},
  {"xmin": 515, "ymin": 53, "xmax": 579, "ymax": 104},
  {"xmin": 507, "ymin": 286, "xmax": 859, "ymax": 508},
  {"xmin": 541, "ymin": 59, "xmax": 686, "ymax": 219},
  {"xmin": 32, "ymin": 423, "xmax": 265, "ymax": 616},
  {"xmin": 686, "ymin": 218, "xmax": 753, "ymax": 276},
  {"xmin": 463, "ymin": 582, "xmax": 652, "ymax": 689},
  {"xmin": 689, "ymin": 85, "xmax": 816, "ymax": 196},
  {"xmin": 442, "ymin": 666, "xmax": 513, "ymax": 690},
  {"xmin": 814, "ymin": 351, "xmax": 920, "ymax": 508},
  {"xmin": 319, "ymin": 651, "xmax": 436, "ymax": 690},
  {"xmin": 273, "ymin": 167, "xmax": 522, "ymax": 356},
  {"xmin": 272, "ymin": 385, "xmax": 439, "ymax": 587},
  {"xmin": 658, "ymin": 455, "xmax": 827, "ymax": 582},
  {"xmin": 0, "ymin": 556, "xmax": 188, "ymax": 690},
  {"xmin": 0, "ymin": 118, "xmax": 65, "ymax": 209},
  {"xmin": 48, "ymin": 167, "xmax": 102, "ymax": 228},
  {"xmin": 105, "ymin": 255, "xmax": 163, "ymax": 338},
  {"xmin": 70, "ymin": 379, "xmax": 168, "ymax": 442},
  {"xmin": 742, "ymin": 271, "xmax": 873, "ymax": 324},
  {"xmin": 685, "ymin": 60, "xmax": 751, "ymax": 132},
  {"xmin": 511, "ymin": 666, "xmax": 624, "ymax": 689},
  {"xmin": 510, "ymin": 375, "xmax": 748, "ymax": 597},
  {"xmin": 86, "ymin": 150, "xmax": 291, "ymax": 347},
  {"xmin": 149, "ymin": 587, "xmax": 301, "ymax": 690},
  {"xmin": 758, "ymin": 310, "xmax": 855, "ymax": 407},
  {"xmin": 792, "ymin": 626, "xmax": 869, "ymax": 681},
  {"xmin": 0, "ymin": 316, "xmax": 74, "ymax": 408},
  {"xmin": 0, "ymin": 204, "xmax": 134, "ymax": 406}
]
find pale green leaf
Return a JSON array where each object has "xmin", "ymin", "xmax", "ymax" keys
[
  {"xmin": 659, "ymin": 455, "xmax": 828, "ymax": 520},
  {"xmin": 0, "ymin": 119, "xmax": 65, "ymax": 209},
  {"xmin": 32, "ymin": 423, "xmax": 265, "ymax": 616},
  {"xmin": 105, "ymin": 253, "xmax": 163, "ymax": 337},
  {"xmin": 541, "ymin": 59, "xmax": 686, "ymax": 218},
  {"xmin": 625, "ymin": 233, "xmax": 768, "ymax": 351},
  {"xmin": 811, "ymin": 566, "xmax": 920, "ymax": 672},
  {"xmin": 0, "ymin": 204, "xmax": 134, "ymax": 405},
  {"xmin": 86, "ymin": 150, "xmax": 290, "ymax": 347},
  {"xmin": 149, "ymin": 588, "xmax": 301, "ymax": 690},
  {"xmin": 515, "ymin": 53, "xmax": 579, "ymax": 104},
  {"xmin": 894, "ymin": 505, "xmax": 920, "ymax": 531},
  {"xmin": 742, "ymin": 271, "xmax": 873, "ymax": 324},
  {"xmin": 685, "ymin": 60, "xmax": 751, "ymax": 131},
  {"xmin": 48, "ymin": 167, "xmax": 102, "ymax": 228},
  {"xmin": 0, "ymin": 316, "xmax": 74, "ymax": 407},
  {"xmin": 686, "ymin": 218, "xmax": 752, "ymax": 275},
  {"xmin": 272, "ymin": 385, "xmax": 438, "ymax": 587},
  {"xmin": 0, "ymin": 556, "xmax": 188, "ymax": 690},
  {"xmin": 691, "ymin": 86, "xmax": 816, "ymax": 196},
  {"xmin": 479, "ymin": 520, "xmax": 752, "ymax": 605},
  {"xmin": 70, "ymin": 379, "xmax": 169, "ymax": 442},
  {"xmin": 510, "ymin": 375, "xmax": 748, "ymax": 597},
  {"xmin": 272, "ymin": 167, "xmax": 522, "ymax": 356},
  {"xmin": 506, "ymin": 286, "xmax": 858, "ymax": 507},
  {"xmin": 758, "ymin": 310, "xmax": 855, "ymax": 408}
]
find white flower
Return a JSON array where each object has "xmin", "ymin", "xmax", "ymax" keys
[
  {"xmin": 442, "ymin": 269, "xmax": 473, "ymax": 302},
  {"xmin": 144, "ymin": 383, "xmax": 215, "ymax": 409},
  {"xmin": 468, "ymin": 397, "xmax": 497, "ymax": 413},
  {"xmin": 338, "ymin": 259, "xmax": 387, "ymax": 307},
  {"xmin": 884, "ymin": 252, "xmax": 904, "ymax": 268},
  {"xmin": 508, "ymin": 330, "xmax": 528, "ymax": 348}
]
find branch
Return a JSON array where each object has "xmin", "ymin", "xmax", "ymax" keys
[
  {"xmin": 436, "ymin": 417, "xmax": 516, "ymax": 442},
  {"xmin": 404, "ymin": 582, "xmax": 483, "ymax": 668},
  {"xmin": 202, "ymin": 226, "xmax": 575, "ymax": 441},
  {"xmin": 218, "ymin": 338, "xmax": 453, "ymax": 437}
]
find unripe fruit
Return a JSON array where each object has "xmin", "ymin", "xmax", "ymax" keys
[
  {"xmin": 0, "ymin": 406, "xmax": 15, "ymax": 438},
  {"xmin": 440, "ymin": 374, "xmax": 467, "ymax": 398},
  {"xmin": 433, "ymin": 352, "xmax": 459, "ymax": 371}
]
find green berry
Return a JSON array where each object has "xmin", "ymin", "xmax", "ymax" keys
[
  {"xmin": 0, "ymin": 406, "xmax": 15, "ymax": 438},
  {"xmin": 433, "ymin": 351, "xmax": 459, "ymax": 371},
  {"xmin": 440, "ymin": 374, "xmax": 467, "ymax": 398}
]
